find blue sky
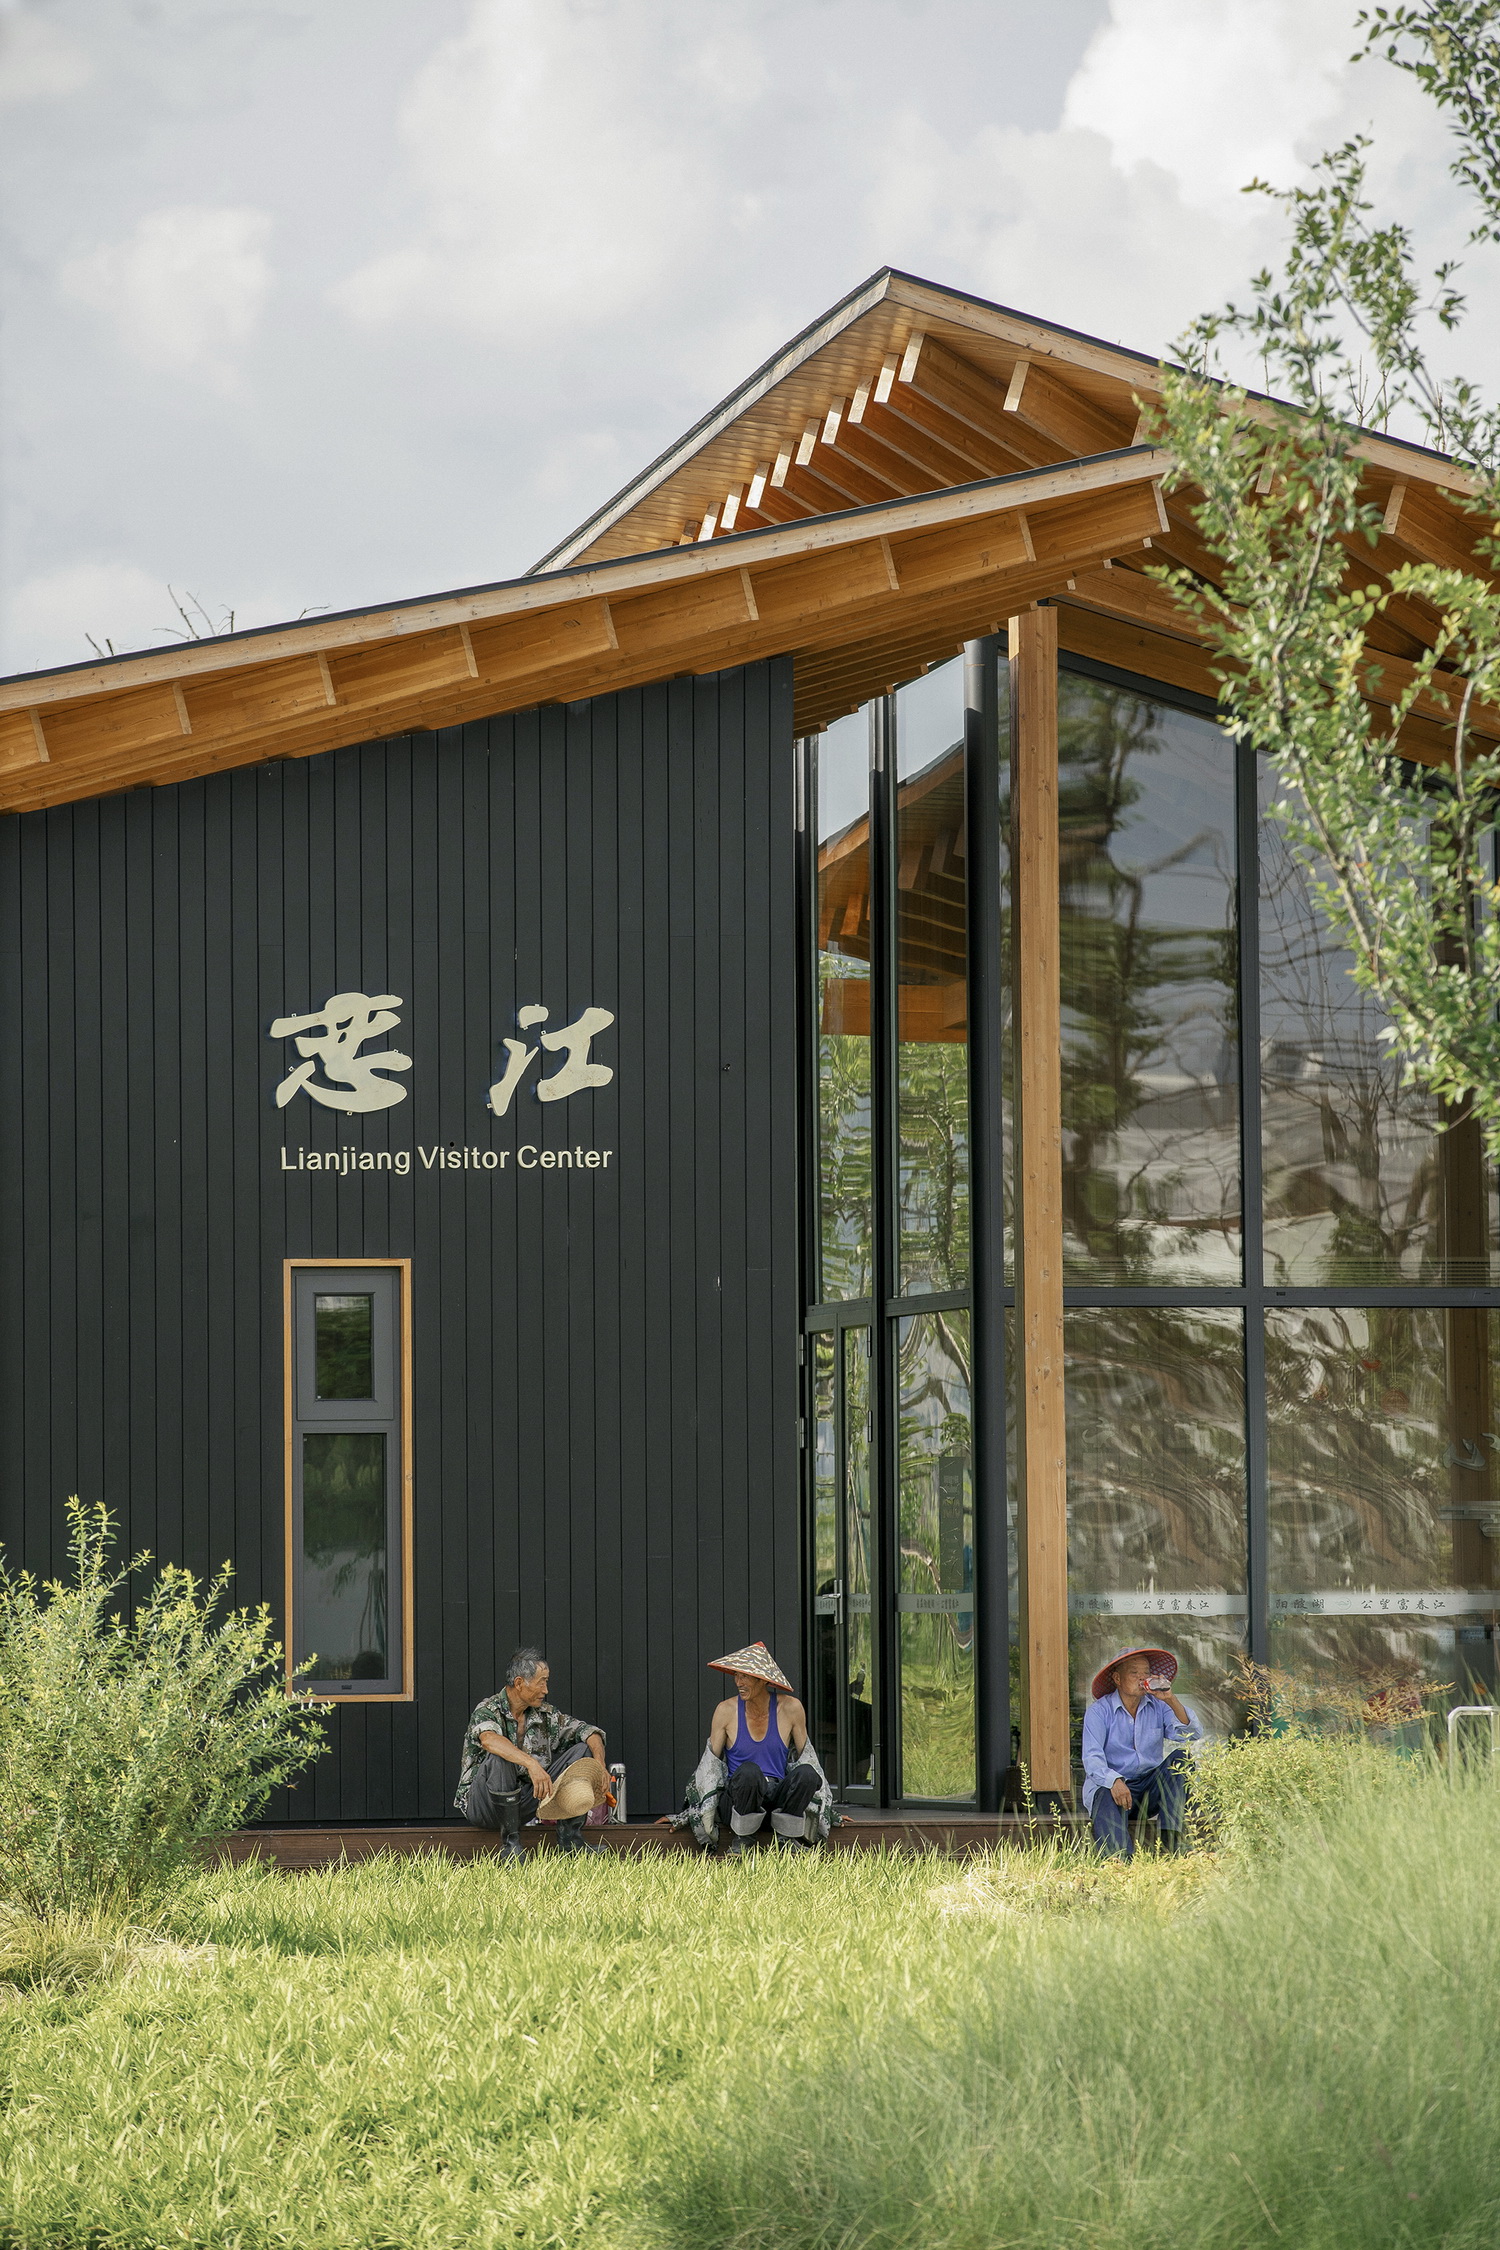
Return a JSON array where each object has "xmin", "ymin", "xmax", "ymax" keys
[{"xmin": 0, "ymin": 0, "xmax": 1488, "ymax": 675}]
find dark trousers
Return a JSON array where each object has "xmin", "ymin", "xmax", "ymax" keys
[
  {"xmin": 464, "ymin": 1742, "xmax": 593, "ymax": 1830},
  {"xmin": 1089, "ymin": 1755, "xmax": 1188, "ymax": 1858},
  {"xmin": 725, "ymin": 1759, "xmax": 820, "ymax": 1839}
]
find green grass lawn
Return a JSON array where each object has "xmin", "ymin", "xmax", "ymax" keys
[{"xmin": 0, "ymin": 1771, "xmax": 1498, "ymax": 2248}]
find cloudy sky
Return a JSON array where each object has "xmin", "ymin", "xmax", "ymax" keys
[{"xmin": 0, "ymin": 0, "xmax": 1491, "ymax": 678}]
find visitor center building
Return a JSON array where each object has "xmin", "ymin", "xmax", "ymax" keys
[{"xmin": 3, "ymin": 269, "xmax": 1496, "ymax": 1822}]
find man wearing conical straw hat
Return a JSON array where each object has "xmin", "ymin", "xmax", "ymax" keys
[
  {"xmin": 661, "ymin": 1643, "xmax": 832, "ymax": 1856},
  {"xmin": 1082, "ymin": 1647, "xmax": 1201, "ymax": 1858}
]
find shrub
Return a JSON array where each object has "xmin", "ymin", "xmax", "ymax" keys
[
  {"xmin": 0, "ymin": 1497, "xmax": 327, "ymax": 1916},
  {"xmin": 1186, "ymin": 1655, "xmax": 1441, "ymax": 1857},
  {"xmin": 1187, "ymin": 1723, "xmax": 1402, "ymax": 1856}
]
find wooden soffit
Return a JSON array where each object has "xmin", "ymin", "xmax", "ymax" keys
[
  {"xmin": 534, "ymin": 267, "xmax": 1475, "ymax": 573},
  {"xmin": 0, "ymin": 449, "xmax": 1178, "ymax": 815}
]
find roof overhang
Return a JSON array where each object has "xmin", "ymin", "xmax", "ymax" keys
[
  {"xmin": 0, "ymin": 448, "xmax": 1177, "ymax": 814},
  {"xmin": 532, "ymin": 266, "xmax": 1470, "ymax": 573}
]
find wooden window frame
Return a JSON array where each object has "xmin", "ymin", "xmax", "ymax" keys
[{"xmin": 283, "ymin": 1257, "xmax": 415, "ymax": 1702}]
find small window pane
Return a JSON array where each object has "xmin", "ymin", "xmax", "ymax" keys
[
  {"xmin": 301, "ymin": 1431, "xmax": 388, "ymax": 1680},
  {"xmin": 1260, "ymin": 778, "xmax": 1499, "ymax": 1285},
  {"xmin": 1063, "ymin": 1307, "xmax": 1249, "ymax": 1741},
  {"xmin": 315, "ymin": 1293, "xmax": 375, "ymax": 1399},
  {"xmin": 1054, "ymin": 674, "xmax": 1241, "ymax": 1285},
  {"xmin": 1267, "ymin": 1306, "xmax": 1500, "ymax": 1713}
]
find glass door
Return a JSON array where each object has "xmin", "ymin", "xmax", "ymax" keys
[{"xmin": 809, "ymin": 1323, "xmax": 878, "ymax": 1798}]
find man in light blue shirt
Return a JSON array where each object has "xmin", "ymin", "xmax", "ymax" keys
[{"xmin": 1081, "ymin": 1646, "xmax": 1202, "ymax": 1857}]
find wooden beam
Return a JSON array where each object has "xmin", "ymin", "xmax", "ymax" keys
[
  {"xmin": 1004, "ymin": 357, "xmax": 1135, "ymax": 459},
  {"xmin": 1009, "ymin": 604, "xmax": 1071, "ymax": 1799},
  {"xmin": 900, "ymin": 336, "xmax": 1058, "ymax": 468}
]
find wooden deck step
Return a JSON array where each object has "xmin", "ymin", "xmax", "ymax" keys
[{"xmin": 224, "ymin": 1813, "xmax": 1083, "ymax": 1871}]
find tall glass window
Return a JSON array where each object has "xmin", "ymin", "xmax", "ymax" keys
[
  {"xmin": 897, "ymin": 1309, "xmax": 974, "ymax": 1798},
  {"xmin": 814, "ymin": 711, "xmax": 874, "ymax": 1301},
  {"xmin": 1259, "ymin": 780, "xmax": 1499, "ymax": 1286},
  {"xmin": 896, "ymin": 663, "xmax": 970, "ymax": 1294},
  {"xmin": 288, "ymin": 1263, "xmax": 409, "ymax": 1698},
  {"xmin": 1058, "ymin": 673, "xmax": 1240, "ymax": 1285}
]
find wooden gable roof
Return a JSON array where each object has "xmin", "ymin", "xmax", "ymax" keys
[{"xmin": 1, "ymin": 268, "xmax": 1493, "ymax": 815}]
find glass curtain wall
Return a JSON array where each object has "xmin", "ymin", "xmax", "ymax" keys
[
  {"xmin": 1037, "ymin": 660, "xmax": 1500, "ymax": 1752},
  {"xmin": 804, "ymin": 646, "xmax": 1500, "ymax": 1805}
]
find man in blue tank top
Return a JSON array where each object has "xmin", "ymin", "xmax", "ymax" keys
[{"xmin": 708, "ymin": 1642, "xmax": 822, "ymax": 1855}]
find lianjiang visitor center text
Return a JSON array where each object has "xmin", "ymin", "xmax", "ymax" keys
[{"xmin": 4, "ymin": 269, "xmax": 1499, "ymax": 1821}]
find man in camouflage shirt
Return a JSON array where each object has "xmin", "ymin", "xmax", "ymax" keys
[{"xmin": 456, "ymin": 1647, "xmax": 606, "ymax": 1860}]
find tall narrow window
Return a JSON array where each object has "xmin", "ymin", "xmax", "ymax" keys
[
  {"xmin": 286, "ymin": 1262, "xmax": 411, "ymax": 1698},
  {"xmin": 815, "ymin": 711, "xmax": 875, "ymax": 1301},
  {"xmin": 895, "ymin": 660, "xmax": 970, "ymax": 1294}
]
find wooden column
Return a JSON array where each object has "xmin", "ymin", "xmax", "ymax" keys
[{"xmin": 1008, "ymin": 607, "xmax": 1071, "ymax": 1796}]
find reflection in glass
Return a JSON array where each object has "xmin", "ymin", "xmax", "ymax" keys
[
  {"xmin": 1267, "ymin": 1306, "xmax": 1500, "ymax": 1708},
  {"xmin": 843, "ymin": 1328, "xmax": 876, "ymax": 1784},
  {"xmin": 314, "ymin": 1293, "xmax": 375, "ymax": 1400},
  {"xmin": 1259, "ymin": 782, "xmax": 1497, "ymax": 1284},
  {"xmin": 1065, "ymin": 1308, "xmax": 1248, "ymax": 1737},
  {"xmin": 809, "ymin": 1333, "xmax": 838, "ymax": 1778},
  {"xmin": 300, "ymin": 1431, "xmax": 388, "ymax": 1680},
  {"xmin": 1055, "ymin": 673, "xmax": 1240, "ymax": 1284},
  {"xmin": 897, "ymin": 1310, "xmax": 975, "ymax": 1798},
  {"xmin": 896, "ymin": 662, "xmax": 970, "ymax": 1294},
  {"xmin": 816, "ymin": 712, "xmax": 874, "ymax": 1300}
]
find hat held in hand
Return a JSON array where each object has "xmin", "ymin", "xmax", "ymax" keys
[
  {"xmin": 536, "ymin": 1756, "xmax": 610, "ymax": 1822},
  {"xmin": 708, "ymin": 1641, "xmax": 793, "ymax": 1692}
]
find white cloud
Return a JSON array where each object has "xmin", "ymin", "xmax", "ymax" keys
[
  {"xmin": 0, "ymin": 5, "xmax": 92, "ymax": 106},
  {"xmin": 3, "ymin": 562, "xmax": 170, "ymax": 671},
  {"xmin": 1063, "ymin": 0, "xmax": 1354, "ymax": 216},
  {"xmin": 333, "ymin": 0, "xmax": 724, "ymax": 336},
  {"xmin": 58, "ymin": 206, "xmax": 272, "ymax": 387}
]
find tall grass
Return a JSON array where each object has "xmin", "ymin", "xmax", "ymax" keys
[
  {"xmin": 655, "ymin": 1765, "xmax": 1500, "ymax": 2249},
  {"xmin": 0, "ymin": 1774, "xmax": 1492, "ymax": 2246}
]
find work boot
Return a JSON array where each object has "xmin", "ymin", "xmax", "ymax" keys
[
  {"xmin": 495, "ymin": 1788, "xmax": 526, "ymax": 1865},
  {"xmin": 554, "ymin": 1815, "xmax": 602, "ymax": 1856},
  {"xmin": 724, "ymin": 1833, "xmax": 758, "ymax": 1860},
  {"xmin": 774, "ymin": 1832, "xmax": 809, "ymax": 1853}
]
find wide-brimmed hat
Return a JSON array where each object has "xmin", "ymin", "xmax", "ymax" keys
[
  {"xmin": 536, "ymin": 1756, "xmax": 610, "ymax": 1822},
  {"xmin": 1090, "ymin": 1647, "xmax": 1177, "ymax": 1702},
  {"xmin": 708, "ymin": 1641, "xmax": 793, "ymax": 1693}
]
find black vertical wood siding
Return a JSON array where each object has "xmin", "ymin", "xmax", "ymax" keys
[{"xmin": 0, "ymin": 659, "xmax": 799, "ymax": 1820}]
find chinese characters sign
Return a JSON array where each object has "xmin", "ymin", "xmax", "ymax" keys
[
  {"xmin": 270, "ymin": 993, "xmax": 412, "ymax": 1114},
  {"xmin": 269, "ymin": 992, "xmax": 615, "ymax": 1115}
]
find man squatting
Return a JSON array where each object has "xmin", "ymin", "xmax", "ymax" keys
[{"xmin": 455, "ymin": 1647, "xmax": 609, "ymax": 1861}]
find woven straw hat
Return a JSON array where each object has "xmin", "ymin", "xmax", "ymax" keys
[
  {"xmin": 535, "ymin": 1756, "xmax": 609, "ymax": 1822},
  {"xmin": 708, "ymin": 1641, "xmax": 793, "ymax": 1693},
  {"xmin": 1090, "ymin": 1647, "xmax": 1177, "ymax": 1703}
]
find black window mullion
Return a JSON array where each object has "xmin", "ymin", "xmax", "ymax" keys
[
  {"xmin": 870, "ymin": 693, "xmax": 900, "ymax": 1804},
  {"xmin": 1237, "ymin": 738, "xmax": 1270, "ymax": 1664}
]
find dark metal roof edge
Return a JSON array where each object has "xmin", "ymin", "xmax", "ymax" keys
[{"xmin": 0, "ymin": 446, "xmax": 1162, "ymax": 697}]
